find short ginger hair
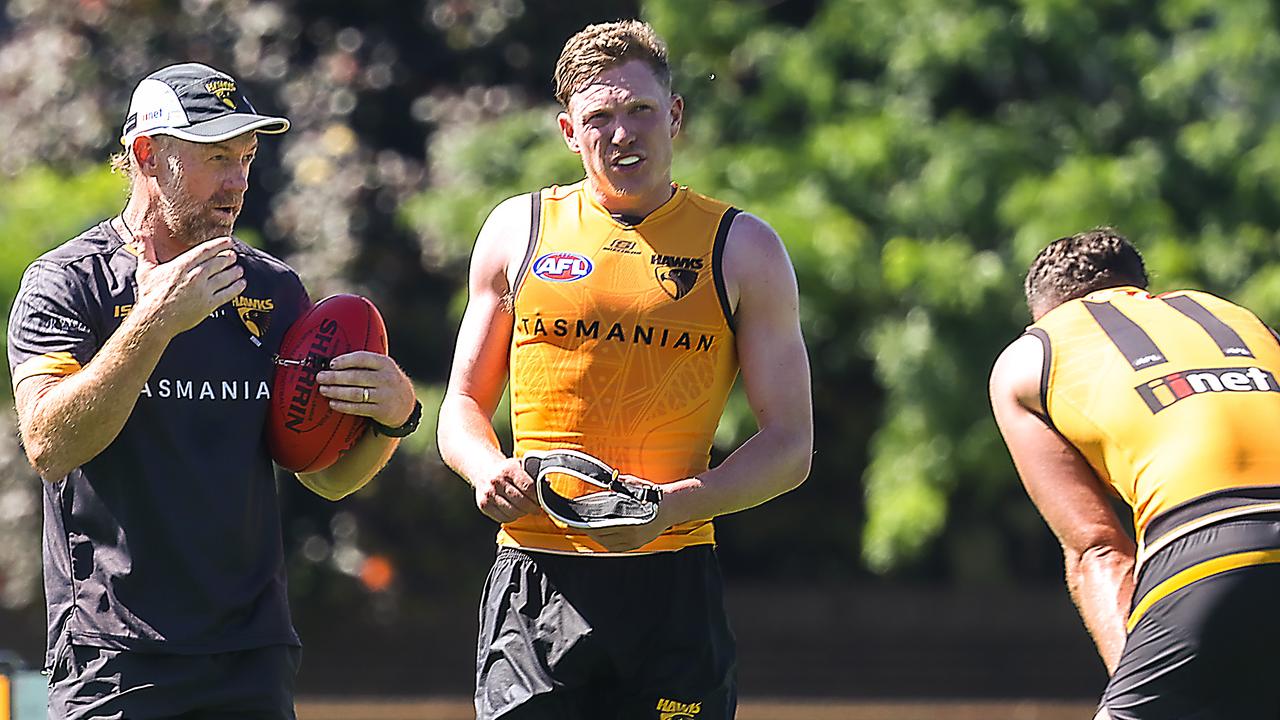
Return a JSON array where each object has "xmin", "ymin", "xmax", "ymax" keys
[{"xmin": 553, "ymin": 20, "xmax": 671, "ymax": 107}]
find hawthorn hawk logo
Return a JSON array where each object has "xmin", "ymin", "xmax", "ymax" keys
[
  {"xmin": 206, "ymin": 79, "xmax": 239, "ymax": 110},
  {"xmin": 651, "ymin": 254, "xmax": 703, "ymax": 301},
  {"xmin": 232, "ymin": 295, "xmax": 275, "ymax": 338}
]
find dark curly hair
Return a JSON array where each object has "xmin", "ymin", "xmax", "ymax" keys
[{"xmin": 1024, "ymin": 227, "xmax": 1148, "ymax": 316}]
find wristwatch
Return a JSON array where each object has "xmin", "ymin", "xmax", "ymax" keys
[{"xmin": 372, "ymin": 399, "xmax": 422, "ymax": 438}]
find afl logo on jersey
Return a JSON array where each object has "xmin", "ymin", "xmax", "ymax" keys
[{"xmin": 533, "ymin": 252, "xmax": 593, "ymax": 282}]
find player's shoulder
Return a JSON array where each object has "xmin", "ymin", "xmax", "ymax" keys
[
  {"xmin": 681, "ymin": 185, "xmax": 735, "ymax": 217},
  {"xmin": 722, "ymin": 209, "xmax": 788, "ymax": 267},
  {"xmin": 232, "ymin": 239, "xmax": 302, "ymax": 283},
  {"xmin": 994, "ymin": 331, "xmax": 1046, "ymax": 372},
  {"xmin": 1150, "ymin": 288, "xmax": 1271, "ymax": 332},
  {"xmin": 1161, "ymin": 287, "xmax": 1244, "ymax": 312},
  {"xmin": 990, "ymin": 331, "xmax": 1046, "ymax": 408},
  {"xmin": 19, "ymin": 221, "xmax": 128, "ymax": 299},
  {"xmin": 29, "ymin": 221, "xmax": 123, "ymax": 271},
  {"xmin": 476, "ymin": 191, "xmax": 537, "ymax": 253},
  {"xmin": 725, "ymin": 209, "xmax": 779, "ymax": 241},
  {"xmin": 486, "ymin": 191, "xmax": 536, "ymax": 222},
  {"xmin": 540, "ymin": 181, "xmax": 586, "ymax": 205}
]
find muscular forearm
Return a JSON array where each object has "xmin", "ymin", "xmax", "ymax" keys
[
  {"xmin": 296, "ymin": 430, "xmax": 399, "ymax": 500},
  {"xmin": 663, "ymin": 424, "xmax": 812, "ymax": 523},
  {"xmin": 19, "ymin": 308, "xmax": 174, "ymax": 480},
  {"xmin": 1066, "ymin": 544, "xmax": 1136, "ymax": 674},
  {"xmin": 436, "ymin": 394, "xmax": 508, "ymax": 486}
]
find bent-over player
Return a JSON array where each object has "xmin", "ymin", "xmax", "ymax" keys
[{"xmin": 991, "ymin": 228, "xmax": 1280, "ymax": 719}]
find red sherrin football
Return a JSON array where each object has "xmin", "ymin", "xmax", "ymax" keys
[{"xmin": 267, "ymin": 294, "xmax": 388, "ymax": 473}]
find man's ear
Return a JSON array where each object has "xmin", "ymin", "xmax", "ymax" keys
[
  {"xmin": 557, "ymin": 111, "xmax": 581, "ymax": 154},
  {"xmin": 669, "ymin": 94, "xmax": 684, "ymax": 139},
  {"xmin": 133, "ymin": 136, "xmax": 160, "ymax": 176}
]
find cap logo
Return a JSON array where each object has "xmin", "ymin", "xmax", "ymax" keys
[{"xmin": 205, "ymin": 79, "xmax": 238, "ymax": 110}]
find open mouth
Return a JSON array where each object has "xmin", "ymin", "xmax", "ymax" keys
[{"xmin": 613, "ymin": 153, "xmax": 644, "ymax": 169}]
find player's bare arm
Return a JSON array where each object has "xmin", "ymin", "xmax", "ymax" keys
[
  {"xmin": 989, "ymin": 333, "xmax": 1135, "ymax": 673},
  {"xmin": 16, "ymin": 238, "xmax": 246, "ymax": 481},
  {"xmin": 295, "ymin": 350, "xmax": 417, "ymax": 500},
  {"xmin": 587, "ymin": 212, "xmax": 814, "ymax": 552},
  {"xmin": 437, "ymin": 194, "xmax": 539, "ymax": 523}
]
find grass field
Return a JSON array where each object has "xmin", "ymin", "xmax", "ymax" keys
[{"xmin": 297, "ymin": 697, "xmax": 1098, "ymax": 719}]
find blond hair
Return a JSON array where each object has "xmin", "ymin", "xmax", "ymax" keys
[
  {"xmin": 553, "ymin": 20, "xmax": 670, "ymax": 107},
  {"xmin": 109, "ymin": 150, "xmax": 132, "ymax": 178}
]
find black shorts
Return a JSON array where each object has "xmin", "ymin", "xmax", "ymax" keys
[
  {"xmin": 1102, "ymin": 515, "xmax": 1280, "ymax": 719},
  {"xmin": 475, "ymin": 545, "xmax": 736, "ymax": 720},
  {"xmin": 47, "ymin": 643, "xmax": 300, "ymax": 720}
]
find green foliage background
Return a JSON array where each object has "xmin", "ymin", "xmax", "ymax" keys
[{"xmin": 5, "ymin": 0, "xmax": 1280, "ymax": 618}]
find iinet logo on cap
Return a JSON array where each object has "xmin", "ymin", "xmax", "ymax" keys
[{"xmin": 121, "ymin": 78, "xmax": 192, "ymax": 146}]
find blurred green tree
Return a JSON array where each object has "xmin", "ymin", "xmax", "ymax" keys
[
  {"xmin": 6, "ymin": 0, "xmax": 1280, "ymax": 628},
  {"xmin": 403, "ymin": 0, "xmax": 1280, "ymax": 582}
]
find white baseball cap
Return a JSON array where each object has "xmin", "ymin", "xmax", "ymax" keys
[{"xmin": 120, "ymin": 62, "xmax": 290, "ymax": 147}]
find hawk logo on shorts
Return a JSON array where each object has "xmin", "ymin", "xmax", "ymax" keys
[
  {"xmin": 206, "ymin": 79, "xmax": 238, "ymax": 110},
  {"xmin": 656, "ymin": 698, "xmax": 701, "ymax": 719},
  {"xmin": 533, "ymin": 252, "xmax": 593, "ymax": 282},
  {"xmin": 232, "ymin": 295, "xmax": 275, "ymax": 338}
]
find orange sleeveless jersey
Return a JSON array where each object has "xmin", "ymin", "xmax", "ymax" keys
[
  {"xmin": 499, "ymin": 182, "xmax": 741, "ymax": 553},
  {"xmin": 1032, "ymin": 286, "xmax": 1280, "ymax": 550}
]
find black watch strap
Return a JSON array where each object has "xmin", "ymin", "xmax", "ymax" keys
[{"xmin": 372, "ymin": 399, "xmax": 422, "ymax": 438}]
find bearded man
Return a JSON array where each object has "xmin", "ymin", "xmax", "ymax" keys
[{"xmin": 7, "ymin": 62, "xmax": 416, "ymax": 719}]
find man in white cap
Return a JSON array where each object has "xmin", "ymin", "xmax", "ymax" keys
[{"xmin": 7, "ymin": 62, "xmax": 418, "ymax": 718}]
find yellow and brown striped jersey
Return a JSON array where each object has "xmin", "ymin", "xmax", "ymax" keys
[
  {"xmin": 501, "ymin": 182, "xmax": 740, "ymax": 553},
  {"xmin": 1031, "ymin": 286, "xmax": 1280, "ymax": 560}
]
